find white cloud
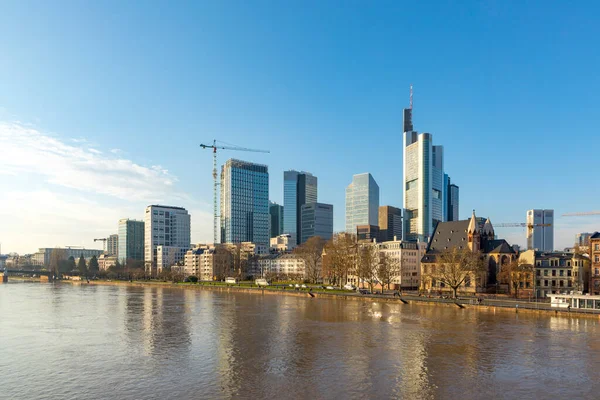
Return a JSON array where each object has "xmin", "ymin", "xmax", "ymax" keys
[
  {"xmin": 110, "ymin": 148, "xmax": 123, "ymax": 155},
  {"xmin": 0, "ymin": 122, "xmax": 183, "ymax": 202}
]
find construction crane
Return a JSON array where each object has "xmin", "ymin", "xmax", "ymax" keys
[
  {"xmin": 200, "ymin": 140, "xmax": 270, "ymax": 244},
  {"xmin": 94, "ymin": 238, "xmax": 108, "ymax": 252},
  {"xmin": 562, "ymin": 211, "xmax": 600, "ymax": 217},
  {"xmin": 495, "ymin": 223, "xmax": 552, "ymax": 228}
]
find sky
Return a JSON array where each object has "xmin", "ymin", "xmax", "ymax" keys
[{"xmin": 1, "ymin": 1, "xmax": 600, "ymax": 254}]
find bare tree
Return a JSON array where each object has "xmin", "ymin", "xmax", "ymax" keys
[
  {"xmin": 377, "ymin": 252, "xmax": 399, "ymax": 291},
  {"xmin": 498, "ymin": 259, "xmax": 534, "ymax": 298},
  {"xmin": 49, "ymin": 248, "xmax": 67, "ymax": 278},
  {"xmin": 324, "ymin": 233, "xmax": 357, "ymax": 287},
  {"xmin": 357, "ymin": 244, "xmax": 378, "ymax": 292},
  {"xmin": 424, "ymin": 247, "xmax": 485, "ymax": 298},
  {"xmin": 294, "ymin": 236, "xmax": 326, "ymax": 284}
]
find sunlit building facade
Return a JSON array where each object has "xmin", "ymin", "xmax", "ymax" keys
[{"xmin": 345, "ymin": 173, "xmax": 379, "ymax": 233}]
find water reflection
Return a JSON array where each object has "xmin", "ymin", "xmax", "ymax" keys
[{"xmin": 2, "ymin": 283, "xmax": 600, "ymax": 399}]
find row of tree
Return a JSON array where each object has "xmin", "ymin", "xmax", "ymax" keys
[{"xmin": 48, "ymin": 249, "xmax": 99, "ymax": 277}]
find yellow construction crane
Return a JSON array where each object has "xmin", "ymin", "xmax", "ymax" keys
[
  {"xmin": 494, "ymin": 223, "xmax": 552, "ymax": 228},
  {"xmin": 200, "ymin": 140, "xmax": 270, "ymax": 244}
]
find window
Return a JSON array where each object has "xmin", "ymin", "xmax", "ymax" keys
[
  {"xmin": 559, "ymin": 270, "xmax": 564, "ymax": 276},
  {"xmin": 544, "ymin": 280, "xmax": 548, "ymax": 286},
  {"xmin": 595, "ymin": 244, "xmax": 600, "ymax": 251},
  {"xmin": 544, "ymin": 270, "xmax": 548, "ymax": 276},
  {"xmin": 552, "ymin": 270, "xmax": 556, "ymax": 277},
  {"xmin": 536, "ymin": 280, "xmax": 540, "ymax": 287},
  {"xmin": 536, "ymin": 270, "xmax": 541, "ymax": 276}
]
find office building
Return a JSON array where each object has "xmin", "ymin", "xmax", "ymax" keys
[
  {"xmin": 576, "ymin": 232, "xmax": 593, "ymax": 250},
  {"xmin": 590, "ymin": 233, "xmax": 600, "ymax": 295},
  {"xmin": 269, "ymin": 202, "xmax": 284, "ymax": 238},
  {"xmin": 118, "ymin": 219, "xmax": 145, "ymax": 263},
  {"xmin": 283, "ymin": 170, "xmax": 317, "ymax": 246},
  {"xmin": 446, "ymin": 176, "xmax": 459, "ymax": 222},
  {"xmin": 526, "ymin": 209, "xmax": 554, "ymax": 251},
  {"xmin": 106, "ymin": 234, "xmax": 118, "ymax": 257},
  {"xmin": 379, "ymin": 206, "xmax": 402, "ymax": 242},
  {"xmin": 31, "ymin": 247, "xmax": 104, "ymax": 267},
  {"xmin": 402, "ymin": 104, "xmax": 449, "ymax": 242},
  {"xmin": 356, "ymin": 225, "xmax": 380, "ymax": 242},
  {"xmin": 346, "ymin": 173, "xmax": 379, "ymax": 233},
  {"xmin": 157, "ymin": 245, "xmax": 189, "ymax": 273},
  {"xmin": 184, "ymin": 246, "xmax": 216, "ymax": 281},
  {"xmin": 144, "ymin": 205, "xmax": 191, "ymax": 276},
  {"xmin": 220, "ymin": 159, "xmax": 269, "ymax": 251},
  {"xmin": 300, "ymin": 202, "xmax": 333, "ymax": 243}
]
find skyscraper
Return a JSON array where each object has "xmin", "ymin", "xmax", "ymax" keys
[
  {"xmin": 447, "ymin": 177, "xmax": 459, "ymax": 222},
  {"xmin": 283, "ymin": 170, "xmax": 317, "ymax": 245},
  {"xmin": 527, "ymin": 209, "xmax": 554, "ymax": 251},
  {"xmin": 269, "ymin": 201, "xmax": 284, "ymax": 238},
  {"xmin": 144, "ymin": 205, "xmax": 191, "ymax": 275},
  {"xmin": 300, "ymin": 202, "xmax": 333, "ymax": 243},
  {"xmin": 379, "ymin": 206, "xmax": 402, "ymax": 242},
  {"xmin": 402, "ymin": 104, "xmax": 448, "ymax": 242},
  {"xmin": 117, "ymin": 219, "xmax": 144, "ymax": 263},
  {"xmin": 346, "ymin": 173, "xmax": 379, "ymax": 233},
  {"xmin": 106, "ymin": 234, "xmax": 119, "ymax": 257},
  {"xmin": 221, "ymin": 159, "xmax": 269, "ymax": 251}
]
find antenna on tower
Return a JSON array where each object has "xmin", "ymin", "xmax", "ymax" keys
[{"xmin": 409, "ymin": 84, "xmax": 413, "ymax": 109}]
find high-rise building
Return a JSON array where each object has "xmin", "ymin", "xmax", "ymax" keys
[
  {"xmin": 447, "ymin": 179, "xmax": 459, "ymax": 222},
  {"xmin": 300, "ymin": 202, "xmax": 333, "ymax": 243},
  {"xmin": 526, "ymin": 209, "xmax": 554, "ymax": 251},
  {"xmin": 379, "ymin": 206, "xmax": 402, "ymax": 242},
  {"xmin": 576, "ymin": 232, "xmax": 593, "ymax": 248},
  {"xmin": 106, "ymin": 234, "xmax": 118, "ymax": 257},
  {"xmin": 220, "ymin": 159, "xmax": 269, "ymax": 251},
  {"xmin": 144, "ymin": 205, "xmax": 191, "ymax": 275},
  {"xmin": 402, "ymin": 105, "xmax": 448, "ymax": 242},
  {"xmin": 118, "ymin": 219, "xmax": 145, "ymax": 263},
  {"xmin": 346, "ymin": 173, "xmax": 379, "ymax": 233},
  {"xmin": 283, "ymin": 171, "xmax": 317, "ymax": 246},
  {"xmin": 269, "ymin": 201, "xmax": 284, "ymax": 238}
]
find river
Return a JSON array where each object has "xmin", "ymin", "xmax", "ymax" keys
[{"xmin": 1, "ymin": 282, "xmax": 599, "ymax": 399}]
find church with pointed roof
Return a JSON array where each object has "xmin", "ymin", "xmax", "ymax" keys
[{"xmin": 421, "ymin": 211, "xmax": 517, "ymax": 294}]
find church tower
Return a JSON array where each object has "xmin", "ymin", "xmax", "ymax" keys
[{"xmin": 467, "ymin": 210, "xmax": 480, "ymax": 252}]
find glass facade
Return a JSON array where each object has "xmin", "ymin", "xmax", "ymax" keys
[
  {"xmin": 301, "ymin": 202, "xmax": 333, "ymax": 243},
  {"xmin": 118, "ymin": 219, "xmax": 144, "ymax": 263},
  {"xmin": 283, "ymin": 170, "xmax": 317, "ymax": 245},
  {"xmin": 221, "ymin": 159, "xmax": 269, "ymax": 248},
  {"xmin": 269, "ymin": 201, "xmax": 284, "ymax": 238},
  {"xmin": 345, "ymin": 173, "xmax": 379, "ymax": 233}
]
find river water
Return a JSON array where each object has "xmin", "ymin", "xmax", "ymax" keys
[{"xmin": 1, "ymin": 282, "xmax": 599, "ymax": 399}]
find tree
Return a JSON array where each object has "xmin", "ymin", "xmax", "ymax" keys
[
  {"xmin": 88, "ymin": 255, "xmax": 99, "ymax": 274},
  {"xmin": 498, "ymin": 259, "xmax": 534, "ymax": 298},
  {"xmin": 77, "ymin": 255, "xmax": 88, "ymax": 276},
  {"xmin": 357, "ymin": 244, "xmax": 378, "ymax": 292},
  {"xmin": 425, "ymin": 247, "xmax": 485, "ymax": 298},
  {"xmin": 49, "ymin": 248, "xmax": 67, "ymax": 277},
  {"xmin": 377, "ymin": 252, "xmax": 399, "ymax": 291},
  {"xmin": 294, "ymin": 236, "xmax": 326, "ymax": 284},
  {"xmin": 187, "ymin": 275, "xmax": 198, "ymax": 283},
  {"xmin": 323, "ymin": 233, "xmax": 357, "ymax": 287},
  {"xmin": 67, "ymin": 256, "xmax": 76, "ymax": 272}
]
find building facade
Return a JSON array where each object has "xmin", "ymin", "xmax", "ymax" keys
[
  {"xmin": 144, "ymin": 205, "xmax": 191, "ymax": 276},
  {"xmin": 156, "ymin": 245, "xmax": 189, "ymax": 273},
  {"xmin": 590, "ymin": 233, "xmax": 600, "ymax": 295},
  {"xmin": 98, "ymin": 254, "xmax": 118, "ymax": 271},
  {"xmin": 270, "ymin": 234, "xmax": 293, "ymax": 253},
  {"xmin": 184, "ymin": 246, "xmax": 215, "ymax": 281},
  {"xmin": 402, "ymin": 106, "xmax": 451, "ymax": 242},
  {"xmin": 526, "ymin": 209, "xmax": 554, "ymax": 251},
  {"xmin": 378, "ymin": 239, "xmax": 426, "ymax": 290},
  {"xmin": 283, "ymin": 171, "xmax": 317, "ymax": 246},
  {"xmin": 379, "ymin": 206, "xmax": 402, "ymax": 242},
  {"xmin": 300, "ymin": 202, "xmax": 333, "ymax": 243},
  {"xmin": 345, "ymin": 173, "xmax": 379, "ymax": 233},
  {"xmin": 32, "ymin": 248, "xmax": 104, "ymax": 267},
  {"xmin": 356, "ymin": 225, "xmax": 380, "ymax": 242},
  {"xmin": 118, "ymin": 219, "xmax": 145, "ymax": 263},
  {"xmin": 255, "ymin": 254, "xmax": 306, "ymax": 279},
  {"xmin": 447, "ymin": 181, "xmax": 459, "ymax": 222},
  {"xmin": 221, "ymin": 159, "xmax": 269, "ymax": 251},
  {"xmin": 106, "ymin": 234, "xmax": 118, "ymax": 257},
  {"xmin": 269, "ymin": 202, "xmax": 284, "ymax": 238}
]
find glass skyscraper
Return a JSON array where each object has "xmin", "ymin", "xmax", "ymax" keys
[
  {"xmin": 117, "ymin": 219, "xmax": 145, "ymax": 263},
  {"xmin": 403, "ymin": 106, "xmax": 453, "ymax": 242},
  {"xmin": 221, "ymin": 159, "xmax": 269, "ymax": 249},
  {"xmin": 345, "ymin": 173, "xmax": 379, "ymax": 233},
  {"xmin": 269, "ymin": 201, "xmax": 284, "ymax": 238},
  {"xmin": 283, "ymin": 170, "xmax": 317, "ymax": 245}
]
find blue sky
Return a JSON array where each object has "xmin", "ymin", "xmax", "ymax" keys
[{"xmin": 1, "ymin": 1, "xmax": 599, "ymax": 253}]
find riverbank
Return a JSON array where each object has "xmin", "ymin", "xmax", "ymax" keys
[{"xmin": 45, "ymin": 277, "xmax": 600, "ymax": 319}]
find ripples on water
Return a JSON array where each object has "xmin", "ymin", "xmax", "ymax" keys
[{"xmin": 1, "ymin": 282, "xmax": 599, "ymax": 399}]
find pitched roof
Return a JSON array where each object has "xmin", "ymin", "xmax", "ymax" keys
[
  {"xmin": 591, "ymin": 232, "xmax": 600, "ymax": 239},
  {"xmin": 422, "ymin": 220, "xmax": 471, "ymax": 263},
  {"xmin": 483, "ymin": 239, "xmax": 515, "ymax": 254}
]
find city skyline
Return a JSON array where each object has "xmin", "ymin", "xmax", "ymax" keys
[{"xmin": 1, "ymin": 2, "xmax": 600, "ymax": 253}]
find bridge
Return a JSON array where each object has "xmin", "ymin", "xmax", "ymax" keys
[{"xmin": 0, "ymin": 269, "xmax": 55, "ymax": 283}]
